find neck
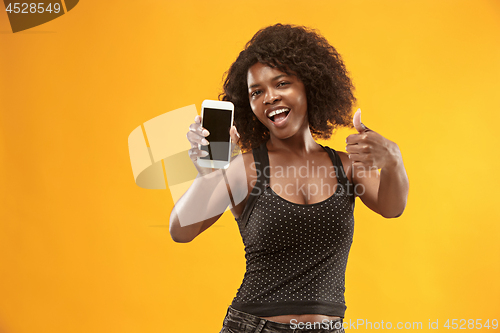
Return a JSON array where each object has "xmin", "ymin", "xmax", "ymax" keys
[{"xmin": 267, "ymin": 126, "xmax": 320, "ymax": 156}]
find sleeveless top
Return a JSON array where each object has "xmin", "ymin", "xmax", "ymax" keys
[{"xmin": 230, "ymin": 142, "xmax": 355, "ymax": 318}]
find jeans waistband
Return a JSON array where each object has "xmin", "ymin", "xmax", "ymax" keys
[{"xmin": 224, "ymin": 305, "xmax": 344, "ymax": 332}]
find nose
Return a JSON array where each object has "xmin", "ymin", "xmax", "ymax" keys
[{"xmin": 263, "ymin": 88, "xmax": 281, "ymax": 104}]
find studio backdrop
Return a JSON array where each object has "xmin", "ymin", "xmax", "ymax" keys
[{"xmin": 1, "ymin": 1, "xmax": 499, "ymax": 332}]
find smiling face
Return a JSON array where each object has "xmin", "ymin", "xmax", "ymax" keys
[{"xmin": 247, "ymin": 62, "xmax": 309, "ymax": 141}]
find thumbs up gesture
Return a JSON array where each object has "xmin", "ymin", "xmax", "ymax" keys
[{"xmin": 346, "ymin": 109, "xmax": 402, "ymax": 170}]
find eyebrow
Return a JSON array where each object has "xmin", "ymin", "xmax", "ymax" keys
[{"xmin": 248, "ymin": 74, "xmax": 288, "ymax": 89}]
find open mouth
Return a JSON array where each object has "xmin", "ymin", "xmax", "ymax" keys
[{"xmin": 268, "ymin": 108, "xmax": 290, "ymax": 123}]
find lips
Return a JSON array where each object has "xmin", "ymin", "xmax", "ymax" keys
[{"xmin": 266, "ymin": 107, "xmax": 291, "ymax": 125}]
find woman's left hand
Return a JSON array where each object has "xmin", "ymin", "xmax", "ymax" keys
[
  {"xmin": 345, "ymin": 109, "xmax": 402, "ymax": 170},
  {"xmin": 344, "ymin": 108, "xmax": 409, "ymax": 218}
]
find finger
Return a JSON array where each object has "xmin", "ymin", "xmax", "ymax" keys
[
  {"xmin": 195, "ymin": 115, "xmax": 210, "ymax": 136},
  {"xmin": 346, "ymin": 133, "xmax": 369, "ymax": 145},
  {"xmin": 352, "ymin": 161, "xmax": 370, "ymax": 169},
  {"xmin": 189, "ymin": 122, "xmax": 210, "ymax": 137},
  {"xmin": 188, "ymin": 148, "xmax": 209, "ymax": 159},
  {"xmin": 345, "ymin": 143, "xmax": 370, "ymax": 154},
  {"xmin": 230, "ymin": 126, "xmax": 240, "ymax": 145},
  {"xmin": 189, "ymin": 123, "xmax": 210, "ymax": 139},
  {"xmin": 350, "ymin": 154, "xmax": 376, "ymax": 169},
  {"xmin": 187, "ymin": 130, "xmax": 209, "ymax": 146},
  {"xmin": 348, "ymin": 152, "xmax": 370, "ymax": 163},
  {"xmin": 349, "ymin": 154, "xmax": 361, "ymax": 164},
  {"xmin": 353, "ymin": 108, "xmax": 364, "ymax": 133},
  {"xmin": 345, "ymin": 143, "xmax": 355, "ymax": 154},
  {"xmin": 353, "ymin": 108, "xmax": 370, "ymax": 133},
  {"xmin": 348, "ymin": 152, "xmax": 360, "ymax": 163},
  {"xmin": 229, "ymin": 126, "xmax": 241, "ymax": 160}
]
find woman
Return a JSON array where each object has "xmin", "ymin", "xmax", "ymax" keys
[{"xmin": 170, "ymin": 24, "xmax": 409, "ymax": 333}]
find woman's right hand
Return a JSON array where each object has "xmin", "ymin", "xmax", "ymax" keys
[
  {"xmin": 187, "ymin": 115, "xmax": 212, "ymax": 176},
  {"xmin": 186, "ymin": 115, "xmax": 241, "ymax": 177}
]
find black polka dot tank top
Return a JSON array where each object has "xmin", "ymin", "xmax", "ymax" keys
[{"xmin": 230, "ymin": 142, "xmax": 355, "ymax": 318}]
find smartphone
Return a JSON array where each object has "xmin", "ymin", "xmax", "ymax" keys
[{"xmin": 197, "ymin": 100, "xmax": 235, "ymax": 169}]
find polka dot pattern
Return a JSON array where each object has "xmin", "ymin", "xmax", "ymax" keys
[{"xmin": 231, "ymin": 145, "xmax": 355, "ymax": 317}]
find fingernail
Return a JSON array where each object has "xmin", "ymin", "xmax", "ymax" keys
[
  {"xmin": 201, "ymin": 150, "xmax": 209, "ymax": 156},
  {"xmin": 202, "ymin": 129, "xmax": 210, "ymax": 136},
  {"xmin": 202, "ymin": 139, "xmax": 209, "ymax": 145}
]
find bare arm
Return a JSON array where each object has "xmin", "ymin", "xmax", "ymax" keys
[
  {"xmin": 169, "ymin": 169, "xmax": 227, "ymax": 243},
  {"xmin": 376, "ymin": 152, "xmax": 408, "ymax": 217},
  {"xmin": 345, "ymin": 110, "xmax": 409, "ymax": 218},
  {"xmin": 169, "ymin": 115, "xmax": 246, "ymax": 242},
  {"xmin": 169, "ymin": 153, "xmax": 248, "ymax": 242}
]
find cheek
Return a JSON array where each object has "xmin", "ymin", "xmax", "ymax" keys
[
  {"xmin": 249, "ymin": 104, "xmax": 258, "ymax": 119},
  {"xmin": 248, "ymin": 96, "xmax": 258, "ymax": 110},
  {"xmin": 249, "ymin": 101, "xmax": 263, "ymax": 118},
  {"xmin": 295, "ymin": 84, "xmax": 308, "ymax": 109},
  {"xmin": 249, "ymin": 106, "xmax": 264, "ymax": 124},
  {"xmin": 249, "ymin": 100, "xmax": 256, "ymax": 113},
  {"xmin": 299, "ymin": 95, "xmax": 306, "ymax": 107},
  {"xmin": 297, "ymin": 92, "xmax": 307, "ymax": 111}
]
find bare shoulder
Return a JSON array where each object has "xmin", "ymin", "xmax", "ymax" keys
[
  {"xmin": 241, "ymin": 150, "xmax": 257, "ymax": 190},
  {"xmin": 241, "ymin": 149, "xmax": 255, "ymax": 165},
  {"xmin": 225, "ymin": 150, "xmax": 257, "ymax": 185},
  {"xmin": 335, "ymin": 150, "xmax": 353, "ymax": 183},
  {"xmin": 226, "ymin": 149, "xmax": 257, "ymax": 219}
]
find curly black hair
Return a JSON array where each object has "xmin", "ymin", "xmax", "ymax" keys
[{"xmin": 220, "ymin": 23, "xmax": 356, "ymax": 152}]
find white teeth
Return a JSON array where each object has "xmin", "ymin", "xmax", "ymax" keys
[{"xmin": 268, "ymin": 108, "xmax": 289, "ymax": 118}]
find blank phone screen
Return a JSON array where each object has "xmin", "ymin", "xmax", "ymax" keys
[{"xmin": 200, "ymin": 108, "xmax": 232, "ymax": 161}]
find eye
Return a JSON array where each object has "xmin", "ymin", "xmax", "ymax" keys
[
  {"xmin": 277, "ymin": 81, "xmax": 290, "ymax": 88},
  {"xmin": 250, "ymin": 90, "xmax": 262, "ymax": 97}
]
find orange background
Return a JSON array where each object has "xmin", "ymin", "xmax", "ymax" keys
[{"xmin": 1, "ymin": 1, "xmax": 499, "ymax": 332}]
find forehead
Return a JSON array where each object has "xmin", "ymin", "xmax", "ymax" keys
[{"xmin": 247, "ymin": 62, "xmax": 289, "ymax": 87}]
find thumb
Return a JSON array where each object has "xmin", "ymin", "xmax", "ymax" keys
[
  {"xmin": 353, "ymin": 108, "xmax": 369, "ymax": 133},
  {"xmin": 230, "ymin": 126, "xmax": 240, "ymax": 145},
  {"xmin": 230, "ymin": 126, "xmax": 241, "ymax": 159}
]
